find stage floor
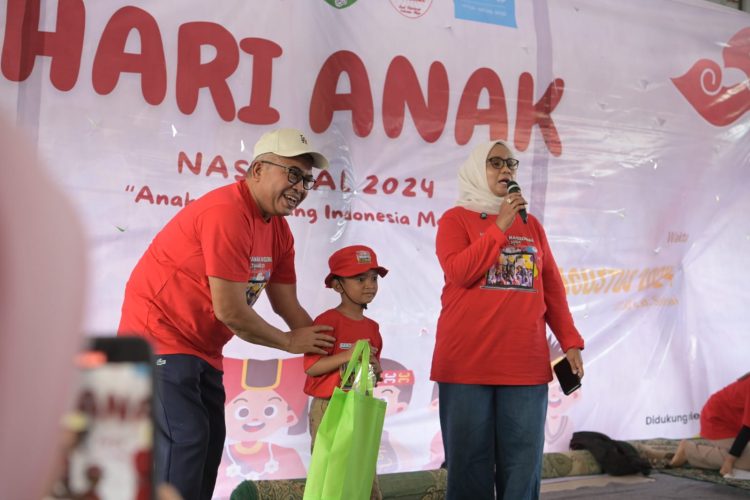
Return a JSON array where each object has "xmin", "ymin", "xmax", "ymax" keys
[{"xmin": 541, "ymin": 472, "xmax": 749, "ymax": 499}]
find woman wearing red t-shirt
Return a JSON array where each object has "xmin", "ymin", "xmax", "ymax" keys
[{"xmin": 431, "ymin": 139, "xmax": 585, "ymax": 500}]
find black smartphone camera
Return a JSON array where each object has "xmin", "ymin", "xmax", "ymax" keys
[{"xmin": 553, "ymin": 357, "xmax": 582, "ymax": 395}]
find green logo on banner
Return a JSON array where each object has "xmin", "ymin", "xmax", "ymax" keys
[{"xmin": 324, "ymin": 0, "xmax": 358, "ymax": 8}]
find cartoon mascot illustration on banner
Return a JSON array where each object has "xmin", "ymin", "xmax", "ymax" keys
[
  {"xmin": 373, "ymin": 358, "xmax": 415, "ymax": 473},
  {"xmin": 543, "ymin": 375, "xmax": 582, "ymax": 453},
  {"xmin": 424, "ymin": 382, "xmax": 445, "ymax": 470},
  {"xmin": 216, "ymin": 357, "xmax": 309, "ymax": 495}
]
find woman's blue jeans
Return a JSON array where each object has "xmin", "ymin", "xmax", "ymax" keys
[{"xmin": 438, "ymin": 382, "xmax": 548, "ymax": 500}]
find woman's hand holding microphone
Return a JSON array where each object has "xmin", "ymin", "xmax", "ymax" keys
[{"xmin": 495, "ymin": 190, "xmax": 527, "ymax": 232}]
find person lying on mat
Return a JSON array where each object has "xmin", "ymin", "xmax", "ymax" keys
[
  {"xmin": 304, "ymin": 245, "xmax": 388, "ymax": 500},
  {"xmin": 671, "ymin": 371, "xmax": 750, "ymax": 476}
]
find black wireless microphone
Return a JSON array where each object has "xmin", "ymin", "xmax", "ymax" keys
[
  {"xmin": 480, "ymin": 212, "xmax": 487, "ymax": 219},
  {"xmin": 506, "ymin": 180, "xmax": 528, "ymax": 224}
]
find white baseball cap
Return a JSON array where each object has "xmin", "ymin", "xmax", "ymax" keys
[{"xmin": 253, "ymin": 128, "xmax": 329, "ymax": 170}]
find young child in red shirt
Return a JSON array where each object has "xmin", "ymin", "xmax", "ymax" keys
[{"xmin": 303, "ymin": 245, "xmax": 388, "ymax": 500}]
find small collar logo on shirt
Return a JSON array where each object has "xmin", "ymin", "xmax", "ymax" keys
[{"xmin": 156, "ymin": 358, "xmax": 166, "ymax": 366}]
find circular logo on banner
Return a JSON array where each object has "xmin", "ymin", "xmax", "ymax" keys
[
  {"xmin": 389, "ymin": 0, "xmax": 433, "ymax": 19},
  {"xmin": 324, "ymin": 0, "xmax": 358, "ymax": 9}
]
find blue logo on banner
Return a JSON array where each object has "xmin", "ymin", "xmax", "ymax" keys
[{"xmin": 454, "ymin": 0, "xmax": 517, "ymax": 28}]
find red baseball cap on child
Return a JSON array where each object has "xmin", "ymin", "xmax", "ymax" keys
[{"xmin": 324, "ymin": 245, "xmax": 388, "ymax": 288}]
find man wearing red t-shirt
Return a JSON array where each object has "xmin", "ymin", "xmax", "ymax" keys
[{"xmin": 117, "ymin": 128, "xmax": 335, "ymax": 500}]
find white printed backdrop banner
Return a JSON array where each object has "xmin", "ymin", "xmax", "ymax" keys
[{"xmin": 2, "ymin": 0, "xmax": 750, "ymax": 491}]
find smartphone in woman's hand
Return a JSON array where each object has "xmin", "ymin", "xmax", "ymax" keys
[{"xmin": 553, "ymin": 357, "xmax": 582, "ymax": 395}]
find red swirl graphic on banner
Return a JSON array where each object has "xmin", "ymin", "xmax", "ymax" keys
[{"xmin": 672, "ymin": 27, "xmax": 750, "ymax": 126}]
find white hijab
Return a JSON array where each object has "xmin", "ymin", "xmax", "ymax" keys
[{"xmin": 455, "ymin": 139, "xmax": 516, "ymax": 215}]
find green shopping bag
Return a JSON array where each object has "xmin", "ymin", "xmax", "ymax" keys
[{"xmin": 304, "ymin": 340, "xmax": 387, "ymax": 500}]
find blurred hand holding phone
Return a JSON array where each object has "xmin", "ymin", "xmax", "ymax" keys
[{"xmin": 48, "ymin": 337, "xmax": 155, "ymax": 500}]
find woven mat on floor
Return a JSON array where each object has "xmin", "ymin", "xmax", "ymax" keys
[
  {"xmin": 230, "ymin": 438, "xmax": 750, "ymax": 499},
  {"xmin": 659, "ymin": 466, "xmax": 750, "ymax": 491},
  {"xmin": 541, "ymin": 473, "xmax": 654, "ymax": 493}
]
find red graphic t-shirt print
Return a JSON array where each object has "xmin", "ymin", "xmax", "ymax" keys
[
  {"xmin": 672, "ymin": 27, "xmax": 750, "ymax": 126},
  {"xmin": 483, "ymin": 245, "xmax": 538, "ymax": 292},
  {"xmin": 246, "ymin": 256, "xmax": 271, "ymax": 306}
]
